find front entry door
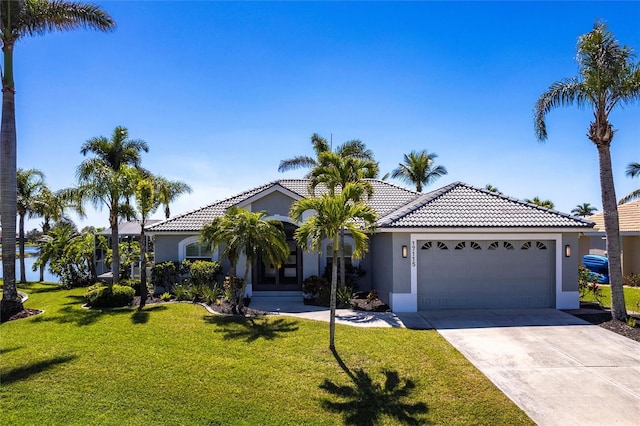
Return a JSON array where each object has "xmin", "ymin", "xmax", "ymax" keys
[{"xmin": 254, "ymin": 223, "xmax": 302, "ymax": 291}]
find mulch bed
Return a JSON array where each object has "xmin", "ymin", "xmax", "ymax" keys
[
  {"xmin": 4, "ymin": 308, "xmax": 43, "ymax": 322},
  {"xmin": 568, "ymin": 305, "xmax": 640, "ymax": 343}
]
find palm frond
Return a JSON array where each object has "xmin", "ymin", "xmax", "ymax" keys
[{"xmin": 533, "ymin": 78, "xmax": 585, "ymax": 141}]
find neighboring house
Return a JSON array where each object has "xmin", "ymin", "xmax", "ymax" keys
[
  {"xmin": 579, "ymin": 200, "xmax": 640, "ymax": 276},
  {"xmin": 146, "ymin": 180, "xmax": 593, "ymax": 312},
  {"xmin": 96, "ymin": 219, "xmax": 161, "ymax": 278}
]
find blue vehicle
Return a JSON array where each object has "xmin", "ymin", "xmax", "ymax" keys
[{"xmin": 582, "ymin": 254, "xmax": 609, "ymax": 284}]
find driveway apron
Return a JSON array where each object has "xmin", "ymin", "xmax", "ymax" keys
[{"xmin": 420, "ymin": 308, "xmax": 640, "ymax": 426}]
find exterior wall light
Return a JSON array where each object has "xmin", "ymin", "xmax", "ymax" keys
[
  {"xmin": 402, "ymin": 245, "xmax": 408, "ymax": 258},
  {"xmin": 565, "ymin": 245, "xmax": 571, "ymax": 257}
]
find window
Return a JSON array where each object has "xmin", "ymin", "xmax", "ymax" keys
[
  {"xmin": 454, "ymin": 242, "xmax": 466, "ymax": 250},
  {"xmin": 437, "ymin": 241, "xmax": 448, "ymax": 250},
  {"xmin": 185, "ymin": 241, "xmax": 213, "ymax": 261},
  {"xmin": 470, "ymin": 241, "xmax": 481, "ymax": 250},
  {"xmin": 326, "ymin": 242, "xmax": 353, "ymax": 269},
  {"xmin": 421, "ymin": 242, "xmax": 432, "ymax": 250},
  {"xmin": 536, "ymin": 241, "xmax": 547, "ymax": 250},
  {"xmin": 488, "ymin": 241, "xmax": 499, "ymax": 250},
  {"xmin": 503, "ymin": 242, "xmax": 514, "ymax": 250},
  {"xmin": 521, "ymin": 241, "xmax": 532, "ymax": 250}
]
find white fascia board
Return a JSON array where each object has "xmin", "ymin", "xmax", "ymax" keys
[{"xmin": 376, "ymin": 227, "xmax": 591, "ymax": 234}]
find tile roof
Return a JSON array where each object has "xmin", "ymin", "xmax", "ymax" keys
[
  {"xmin": 588, "ymin": 200, "xmax": 640, "ymax": 233},
  {"xmin": 377, "ymin": 182, "xmax": 594, "ymax": 228},
  {"xmin": 99, "ymin": 220, "xmax": 162, "ymax": 236},
  {"xmin": 146, "ymin": 179, "xmax": 420, "ymax": 233}
]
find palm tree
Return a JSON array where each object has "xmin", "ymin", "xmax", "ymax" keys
[
  {"xmin": 200, "ymin": 207, "xmax": 289, "ymax": 313},
  {"xmin": 290, "ymin": 183, "xmax": 377, "ymax": 350},
  {"xmin": 77, "ymin": 126, "xmax": 147, "ymax": 284},
  {"xmin": 135, "ymin": 179, "xmax": 158, "ymax": 310},
  {"xmin": 572, "ymin": 203, "xmax": 598, "ymax": 217},
  {"xmin": 16, "ymin": 168, "xmax": 45, "ymax": 283},
  {"xmin": 484, "ymin": 184, "xmax": 502, "ymax": 194},
  {"xmin": 619, "ymin": 162, "xmax": 640, "ymax": 204},
  {"xmin": 309, "ymin": 151, "xmax": 377, "ymax": 288},
  {"xmin": 534, "ymin": 22, "xmax": 640, "ymax": 321},
  {"xmin": 391, "ymin": 150, "xmax": 447, "ymax": 192},
  {"xmin": 154, "ymin": 176, "xmax": 192, "ymax": 219},
  {"xmin": 525, "ymin": 197, "xmax": 555, "ymax": 210},
  {"xmin": 0, "ymin": 0, "xmax": 115, "ymax": 320},
  {"xmin": 278, "ymin": 133, "xmax": 378, "ymax": 178}
]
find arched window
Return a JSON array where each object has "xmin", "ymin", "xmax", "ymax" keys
[
  {"xmin": 326, "ymin": 242, "xmax": 353, "ymax": 269},
  {"xmin": 178, "ymin": 236, "xmax": 217, "ymax": 261}
]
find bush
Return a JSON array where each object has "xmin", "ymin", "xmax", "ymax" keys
[
  {"xmin": 85, "ymin": 284, "xmax": 135, "ymax": 308},
  {"xmin": 322, "ymin": 264, "xmax": 365, "ymax": 290},
  {"xmin": 160, "ymin": 292, "xmax": 172, "ymax": 302},
  {"xmin": 623, "ymin": 273, "xmax": 640, "ymax": 287},
  {"xmin": 189, "ymin": 261, "xmax": 222, "ymax": 287},
  {"xmin": 336, "ymin": 285, "xmax": 354, "ymax": 307},
  {"xmin": 302, "ymin": 275, "xmax": 328, "ymax": 297}
]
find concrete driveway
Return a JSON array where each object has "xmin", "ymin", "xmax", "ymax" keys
[{"xmin": 420, "ymin": 308, "xmax": 640, "ymax": 426}]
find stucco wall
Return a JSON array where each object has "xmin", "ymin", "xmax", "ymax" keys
[
  {"xmin": 562, "ymin": 233, "xmax": 579, "ymax": 292},
  {"xmin": 154, "ymin": 234, "xmax": 190, "ymax": 262},
  {"xmin": 370, "ymin": 233, "xmax": 394, "ymax": 303},
  {"xmin": 391, "ymin": 233, "xmax": 411, "ymax": 293},
  {"xmin": 250, "ymin": 191, "xmax": 294, "ymax": 216},
  {"xmin": 622, "ymin": 236, "xmax": 640, "ymax": 275}
]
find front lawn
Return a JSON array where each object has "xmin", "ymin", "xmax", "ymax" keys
[
  {"xmin": 1, "ymin": 283, "xmax": 532, "ymax": 425},
  {"xmin": 581, "ymin": 285, "xmax": 640, "ymax": 312}
]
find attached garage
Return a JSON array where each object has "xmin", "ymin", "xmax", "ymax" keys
[{"xmin": 417, "ymin": 239, "xmax": 555, "ymax": 310}]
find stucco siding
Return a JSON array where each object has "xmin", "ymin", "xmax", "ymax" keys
[
  {"xmin": 622, "ymin": 236, "xmax": 640, "ymax": 275},
  {"xmin": 370, "ymin": 233, "xmax": 394, "ymax": 303},
  {"xmin": 250, "ymin": 191, "xmax": 295, "ymax": 217},
  {"xmin": 391, "ymin": 233, "xmax": 411, "ymax": 293},
  {"xmin": 154, "ymin": 235, "xmax": 190, "ymax": 262},
  {"xmin": 562, "ymin": 233, "xmax": 579, "ymax": 292}
]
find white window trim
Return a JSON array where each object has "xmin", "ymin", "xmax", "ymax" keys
[
  {"xmin": 178, "ymin": 236, "xmax": 218, "ymax": 261},
  {"xmin": 322, "ymin": 236, "xmax": 359, "ymax": 270}
]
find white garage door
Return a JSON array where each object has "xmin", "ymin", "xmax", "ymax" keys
[{"xmin": 417, "ymin": 240, "xmax": 555, "ymax": 310}]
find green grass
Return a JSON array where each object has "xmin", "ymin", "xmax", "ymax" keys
[
  {"xmin": 581, "ymin": 285, "xmax": 640, "ymax": 312},
  {"xmin": 1, "ymin": 283, "xmax": 533, "ymax": 425}
]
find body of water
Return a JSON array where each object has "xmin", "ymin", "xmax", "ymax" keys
[{"xmin": 0, "ymin": 248, "xmax": 61, "ymax": 283}]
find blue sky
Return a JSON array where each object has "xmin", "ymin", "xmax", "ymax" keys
[{"xmin": 13, "ymin": 1, "xmax": 640, "ymax": 230}]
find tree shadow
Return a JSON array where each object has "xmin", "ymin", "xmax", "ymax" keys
[
  {"xmin": 131, "ymin": 305, "xmax": 167, "ymax": 324},
  {"xmin": 1, "ymin": 354, "xmax": 78, "ymax": 385},
  {"xmin": 320, "ymin": 348, "xmax": 430, "ymax": 425},
  {"xmin": 0, "ymin": 345, "xmax": 23, "ymax": 355},
  {"xmin": 203, "ymin": 315, "xmax": 299, "ymax": 342},
  {"xmin": 62, "ymin": 294, "xmax": 87, "ymax": 306}
]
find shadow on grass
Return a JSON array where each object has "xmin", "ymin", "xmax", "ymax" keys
[
  {"xmin": 1, "ymin": 354, "xmax": 78, "ymax": 385},
  {"xmin": 131, "ymin": 305, "xmax": 167, "ymax": 324},
  {"xmin": 203, "ymin": 315, "xmax": 299, "ymax": 342},
  {"xmin": 0, "ymin": 345, "xmax": 23, "ymax": 355},
  {"xmin": 319, "ymin": 348, "xmax": 429, "ymax": 426}
]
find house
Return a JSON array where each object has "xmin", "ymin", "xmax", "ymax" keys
[
  {"xmin": 579, "ymin": 200, "xmax": 640, "ymax": 276},
  {"xmin": 95, "ymin": 219, "xmax": 162, "ymax": 278},
  {"xmin": 146, "ymin": 180, "xmax": 593, "ymax": 312}
]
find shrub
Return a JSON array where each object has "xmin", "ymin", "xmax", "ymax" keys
[
  {"xmin": 322, "ymin": 264, "xmax": 365, "ymax": 290},
  {"xmin": 196, "ymin": 284, "xmax": 222, "ymax": 305},
  {"xmin": 151, "ymin": 261, "xmax": 179, "ymax": 289},
  {"xmin": 336, "ymin": 285, "xmax": 354, "ymax": 306},
  {"xmin": 189, "ymin": 261, "xmax": 222, "ymax": 287},
  {"xmin": 367, "ymin": 289, "xmax": 379, "ymax": 302},
  {"xmin": 85, "ymin": 284, "xmax": 135, "ymax": 308},
  {"xmin": 578, "ymin": 265, "xmax": 602, "ymax": 300},
  {"xmin": 172, "ymin": 283, "xmax": 196, "ymax": 302},
  {"xmin": 302, "ymin": 275, "xmax": 328, "ymax": 297},
  {"xmin": 623, "ymin": 273, "xmax": 640, "ymax": 287},
  {"xmin": 160, "ymin": 292, "xmax": 172, "ymax": 302}
]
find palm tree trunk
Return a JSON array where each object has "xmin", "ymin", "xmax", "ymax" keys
[
  {"xmin": 0, "ymin": 49, "xmax": 24, "ymax": 320},
  {"xmin": 329, "ymin": 243, "xmax": 338, "ymax": 350},
  {"xmin": 139, "ymin": 225, "xmax": 147, "ymax": 310},
  {"xmin": 237, "ymin": 260, "xmax": 251, "ymax": 313},
  {"xmin": 596, "ymin": 145, "xmax": 627, "ymax": 321},
  {"xmin": 110, "ymin": 205, "xmax": 120, "ymax": 285},
  {"xmin": 18, "ymin": 213, "xmax": 26, "ymax": 283},
  {"xmin": 339, "ymin": 229, "xmax": 346, "ymax": 287}
]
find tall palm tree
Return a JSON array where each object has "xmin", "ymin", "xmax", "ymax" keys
[
  {"xmin": 391, "ymin": 150, "xmax": 447, "ymax": 192},
  {"xmin": 290, "ymin": 183, "xmax": 377, "ymax": 350},
  {"xmin": 534, "ymin": 22, "xmax": 640, "ymax": 321},
  {"xmin": 0, "ymin": 0, "xmax": 115, "ymax": 320},
  {"xmin": 154, "ymin": 176, "xmax": 192, "ymax": 219},
  {"xmin": 619, "ymin": 162, "xmax": 640, "ymax": 204},
  {"xmin": 572, "ymin": 203, "xmax": 598, "ymax": 217},
  {"xmin": 77, "ymin": 126, "xmax": 147, "ymax": 284},
  {"xmin": 525, "ymin": 197, "xmax": 555, "ymax": 210},
  {"xmin": 200, "ymin": 207, "xmax": 289, "ymax": 313},
  {"xmin": 278, "ymin": 133, "xmax": 378, "ymax": 178},
  {"xmin": 309, "ymin": 151, "xmax": 377, "ymax": 288},
  {"xmin": 135, "ymin": 179, "xmax": 157, "ymax": 310},
  {"xmin": 16, "ymin": 168, "xmax": 45, "ymax": 283}
]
